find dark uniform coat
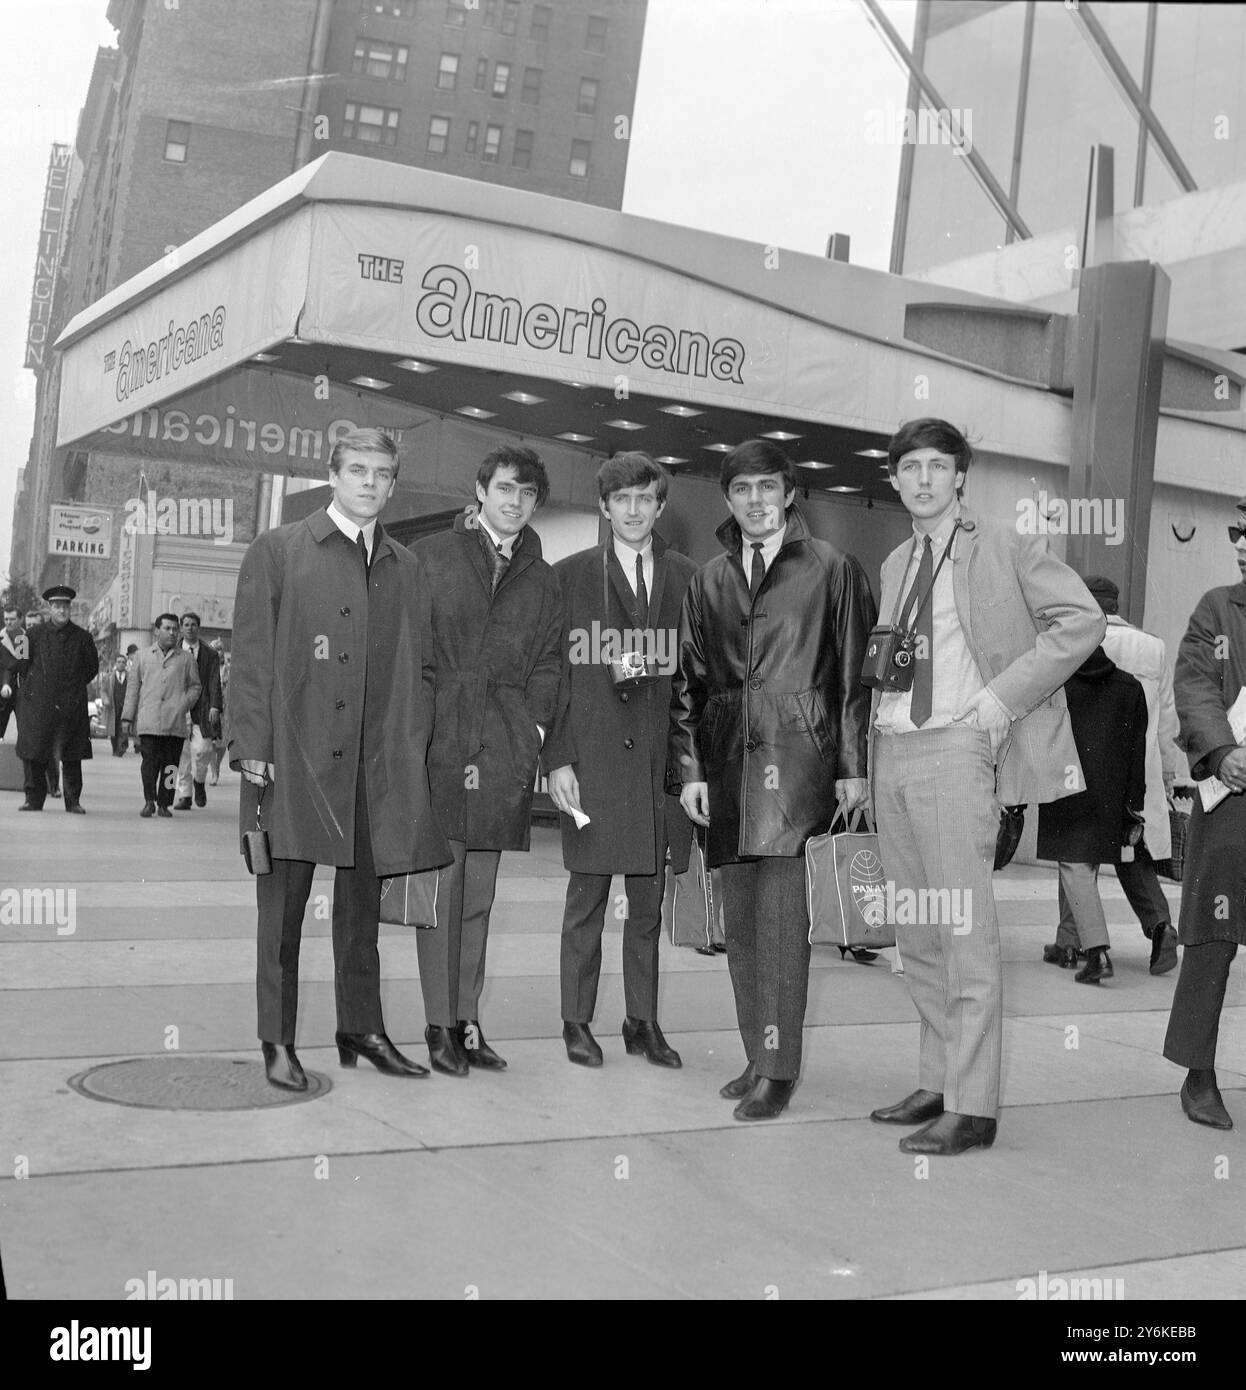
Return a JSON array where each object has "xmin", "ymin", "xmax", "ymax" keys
[
  {"xmin": 1037, "ymin": 647, "xmax": 1147, "ymax": 864},
  {"xmin": 669, "ymin": 505, "xmax": 876, "ymax": 867},
  {"xmin": 414, "ymin": 513, "xmax": 563, "ymax": 851},
  {"xmin": 15, "ymin": 620, "xmax": 98, "ymax": 763},
  {"xmin": 1172, "ymin": 581, "xmax": 1246, "ymax": 947},
  {"xmin": 542, "ymin": 535, "xmax": 695, "ymax": 876},
  {"xmin": 0, "ymin": 630, "xmax": 29, "ymax": 731},
  {"xmin": 226, "ymin": 509, "xmax": 450, "ymax": 878},
  {"xmin": 186, "ymin": 642, "xmax": 223, "ymax": 730}
]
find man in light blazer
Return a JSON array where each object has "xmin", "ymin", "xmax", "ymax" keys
[{"xmin": 868, "ymin": 418, "xmax": 1104, "ymax": 1155}]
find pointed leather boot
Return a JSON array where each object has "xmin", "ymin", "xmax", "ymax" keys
[
  {"xmin": 336, "ymin": 1031, "xmax": 428, "ymax": 1077},
  {"xmin": 733, "ymin": 1077, "xmax": 794, "ymax": 1121},
  {"xmin": 720, "ymin": 1061, "xmax": 756, "ymax": 1100},
  {"xmin": 899, "ymin": 1111, "xmax": 997, "ymax": 1155},
  {"xmin": 424, "ymin": 1025, "xmax": 469, "ymax": 1077},
  {"xmin": 563, "ymin": 1021, "xmax": 603, "ymax": 1067},
  {"xmin": 622, "ymin": 1017, "xmax": 681, "ymax": 1068},
  {"xmin": 1181, "ymin": 1071, "xmax": 1233, "ymax": 1130},
  {"xmin": 870, "ymin": 1089, "xmax": 944, "ymax": 1125},
  {"xmin": 1075, "ymin": 948, "xmax": 1113, "ymax": 985},
  {"xmin": 261, "ymin": 1042, "xmax": 307, "ymax": 1092},
  {"xmin": 456, "ymin": 1020, "xmax": 507, "ymax": 1069}
]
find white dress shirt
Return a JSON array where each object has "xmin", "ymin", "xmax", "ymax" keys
[
  {"xmin": 612, "ymin": 534, "xmax": 654, "ymax": 597},
  {"xmin": 326, "ymin": 501, "xmax": 379, "ymax": 561}
]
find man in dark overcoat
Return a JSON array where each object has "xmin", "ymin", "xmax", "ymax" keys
[
  {"xmin": 105, "ymin": 652, "xmax": 131, "ymax": 755},
  {"xmin": 228, "ymin": 428, "xmax": 450, "ymax": 1091},
  {"xmin": 0, "ymin": 606, "xmax": 29, "ymax": 740},
  {"xmin": 670, "ymin": 440, "xmax": 876, "ymax": 1120},
  {"xmin": 173, "ymin": 612, "xmax": 223, "ymax": 809},
  {"xmin": 1163, "ymin": 498, "xmax": 1246, "ymax": 1130},
  {"xmin": 17, "ymin": 586, "xmax": 98, "ymax": 813},
  {"xmin": 412, "ymin": 445, "xmax": 563, "ymax": 1077},
  {"xmin": 1036, "ymin": 646, "xmax": 1148, "ymax": 984},
  {"xmin": 543, "ymin": 453, "xmax": 696, "ymax": 1069}
]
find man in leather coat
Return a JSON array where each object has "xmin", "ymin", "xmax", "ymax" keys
[{"xmin": 669, "ymin": 439, "xmax": 876, "ymax": 1120}]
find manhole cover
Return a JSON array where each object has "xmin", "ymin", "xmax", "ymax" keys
[{"xmin": 68, "ymin": 1056, "xmax": 330, "ymax": 1110}]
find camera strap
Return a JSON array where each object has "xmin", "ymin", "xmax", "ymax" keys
[
  {"xmin": 602, "ymin": 546, "xmax": 645, "ymax": 640},
  {"xmin": 895, "ymin": 520, "xmax": 961, "ymax": 637}
]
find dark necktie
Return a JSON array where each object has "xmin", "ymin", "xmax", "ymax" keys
[
  {"xmin": 489, "ymin": 539, "xmax": 510, "ymax": 594},
  {"xmin": 748, "ymin": 542, "xmax": 765, "ymax": 600},
  {"xmin": 635, "ymin": 553, "xmax": 649, "ymax": 622},
  {"xmin": 356, "ymin": 530, "xmax": 370, "ymax": 578},
  {"xmin": 910, "ymin": 536, "xmax": 934, "ymax": 727}
]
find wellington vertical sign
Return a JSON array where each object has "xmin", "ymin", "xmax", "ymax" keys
[{"xmin": 25, "ymin": 144, "xmax": 72, "ymax": 373}]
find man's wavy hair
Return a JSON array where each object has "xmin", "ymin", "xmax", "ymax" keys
[
  {"xmin": 329, "ymin": 428, "xmax": 399, "ymax": 475},
  {"xmin": 887, "ymin": 418, "xmax": 973, "ymax": 493}
]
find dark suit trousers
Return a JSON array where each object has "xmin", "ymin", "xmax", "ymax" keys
[
  {"xmin": 24, "ymin": 755, "xmax": 80, "ymax": 808},
  {"xmin": 139, "ymin": 735, "xmax": 184, "ymax": 807},
  {"xmin": 256, "ymin": 759, "xmax": 384, "ymax": 1043},
  {"xmin": 1163, "ymin": 940, "xmax": 1238, "ymax": 1069},
  {"xmin": 560, "ymin": 869, "xmax": 663, "ymax": 1022},
  {"xmin": 1116, "ymin": 849, "xmax": 1172, "ymax": 935},
  {"xmin": 417, "ymin": 840, "xmax": 501, "ymax": 1025},
  {"xmin": 719, "ymin": 857, "xmax": 811, "ymax": 1081}
]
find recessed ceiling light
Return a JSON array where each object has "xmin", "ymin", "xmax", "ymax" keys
[
  {"xmin": 855, "ymin": 448, "xmax": 889, "ymax": 458},
  {"xmin": 563, "ymin": 380, "xmax": 590, "ymax": 390},
  {"xmin": 658, "ymin": 404, "xmax": 703, "ymax": 418},
  {"xmin": 799, "ymin": 461, "xmax": 833, "ymax": 470},
  {"xmin": 394, "ymin": 358, "xmax": 438, "ymax": 373},
  {"xmin": 761, "ymin": 431, "xmax": 802, "ymax": 442},
  {"xmin": 456, "ymin": 406, "xmax": 496, "ymax": 419},
  {"xmin": 251, "ymin": 352, "xmax": 280, "ymax": 363},
  {"xmin": 604, "ymin": 419, "xmax": 644, "ymax": 430},
  {"xmin": 655, "ymin": 456, "xmax": 688, "ymax": 466},
  {"xmin": 556, "ymin": 432, "xmax": 594, "ymax": 443},
  {"xmin": 349, "ymin": 376, "xmax": 392, "ymax": 390},
  {"xmin": 703, "ymin": 442, "xmax": 733, "ymax": 452},
  {"xmin": 502, "ymin": 391, "xmax": 546, "ymax": 405},
  {"xmin": 829, "ymin": 485, "xmax": 863, "ymax": 492}
]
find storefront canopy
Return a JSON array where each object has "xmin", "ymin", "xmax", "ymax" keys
[{"xmin": 55, "ymin": 151, "xmax": 1236, "ymax": 500}]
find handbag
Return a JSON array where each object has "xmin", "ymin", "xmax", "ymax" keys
[
  {"xmin": 379, "ymin": 869, "xmax": 439, "ymax": 928},
  {"xmin": 666, "ymin": 830, "xmax": 725, "ymax": 949},
  {"xmin": 1155, "ymin": 789, "xmax": 1193, "ymax": 883},
  {"xmin": 994, "ymin": 805, "xmax": 1026, "ymax": 870},
  {"xmin": 806, "ymin": 804, "xmax": 896, "ymax": 949}
]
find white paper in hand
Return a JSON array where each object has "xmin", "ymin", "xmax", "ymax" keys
[
  {"xmin": 570, "ymin": 808, "xmax": 592, "ymax": 830},
  {"xmin": 1197, "ymin": 687, "xmax": 1246, "ymax": 812}
]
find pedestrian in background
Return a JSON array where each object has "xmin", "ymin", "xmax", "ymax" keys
[{"xmin": 122, "ymin": 614, "xmax": 200, "ymax": 818}]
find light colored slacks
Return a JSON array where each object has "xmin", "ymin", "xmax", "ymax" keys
[{"xmin": 874, "ymin": 725, "xmax": 1003, "ymax": 1118}]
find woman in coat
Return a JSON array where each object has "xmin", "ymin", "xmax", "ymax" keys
[
  {"xmin": 670, "ymin": 439, "xmax": 876, "ymax": 1119},
  {"xmin": 1163, "ymin": 521, "xmax": 1246, "ymax": 1130},
  {"xmin": 1037, "ymin": 646, "xmax": 1147, "ymax": 984}
]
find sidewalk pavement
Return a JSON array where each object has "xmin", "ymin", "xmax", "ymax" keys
[{"xmin": 1, "ymin": 746, "xmax": 1243, "ymax": 1300}]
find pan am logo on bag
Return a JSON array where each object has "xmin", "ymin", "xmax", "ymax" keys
[{"xmin": 849, "ymin": 848, "xmax": 887, "ymax": 928}]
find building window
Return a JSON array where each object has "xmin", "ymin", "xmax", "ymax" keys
[
  {"xmin": 466, "ymin": 120, "xmax": 479, "ymax": 154},
  {"xmin": 569, "ymin": 138, "xmax": 591, "ymax": 178},
  {"xmin": 500, "ymin": 0, "xmax": 520, "ymax": 36},
  {"xmin": 586, "ymin": 15, "xmax": 608, "ymax": 53},
  {"xmin": 352, "ymin": 39, "xmax": 409, "ymax": 82},
  {"xmin": 343, "ymin": 102, "xmax": 400, "ymax": 146},
  {"xmin": 445, "ymin": 1, "xmax": 467, "ymax": 26},
  {"xmin": 513, "ymin": 128, "xmax": 534, "ymax": 169},
  {"xmin": 427, "ymin": 116, "xmax": 450, "ymax": 155},
  {"xmin": 482, "ymin": 0, "xmax": 498, "ymax": 23},
  {"xmin": 163, "ymin": 119, "xmax": 190, "ymax": 162},
  {"xmin": 482, "ymin": 123, "xmax": 502, "ymax": 163},
  {"xmin": 531, "ymin": 5, "xmax": 552, "ymax": 42},
  {"xmin": 492, "ymin": 62, "xmax": 511, "ymax": 98},
  {"xmin": 521, "ymin": 67, "xmax": 542, "ymax": 105},
  {"xmin": 474, "ymin": 57, "xmax": 488, "ymax": 91},
  {"xmin": 577, "ymin": 77, "xmax": 599, "ymax": 115},
  {"xmin": 437, "ymin": 53, "xmax": 459, "ymax": 90}
]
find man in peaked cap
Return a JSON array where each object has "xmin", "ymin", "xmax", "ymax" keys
[{"xmin": 16, "ymin": 586, "xmax": 100, "ymax": 813}]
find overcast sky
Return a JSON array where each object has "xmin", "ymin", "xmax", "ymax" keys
[{"xmin": 0, "ymin": 0, "xmax": 915, "ymax": 582}]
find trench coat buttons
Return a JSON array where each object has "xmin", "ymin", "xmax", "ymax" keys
[
  {"xmin": 340, "ymin": 606, "xmax": 350, "ymax": 616},
  {"xmin": 339, "ymin": 653, "xmax": 349, "ymax": 663},
  {"xmin": 749, "ymin": 677, "xmax": 761, "ymax": 690},
  {"xmin": 335, "ymin": 699, "xmax": 345, "ymax": 710},
  {"xmin": 745, "ymin": 739, "xmax": 758, "ymax": 752},
  {"xmin": 619, "ymin": 692, "xmax": 629, "ymax": 703},
  {"xmin": 332, "ymin": 749, "xmax": 343, "ymax": 760},
  {"xmin": 624, "ymin": 738, "xmax": 634, "ymax": 749}
]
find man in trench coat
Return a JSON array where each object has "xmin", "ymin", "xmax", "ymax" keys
[
  {"xmin": 412, "ymin": 445, "xmax": 563, "ymax": 1077},
  {"xmin": 1162, "ymin": 499, "xmax": 1246, "ymax": 1130},
  {"xmin": 17, "ymin": 585, "xmax": 99, "ymax": 813},
  {"xmin": 228, "ymin": 428, "xmax": 450, "ymax": 1091},
  {"xmin": 543, "ymin": 452, "xmax": 696, "ymax": 1068}
]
